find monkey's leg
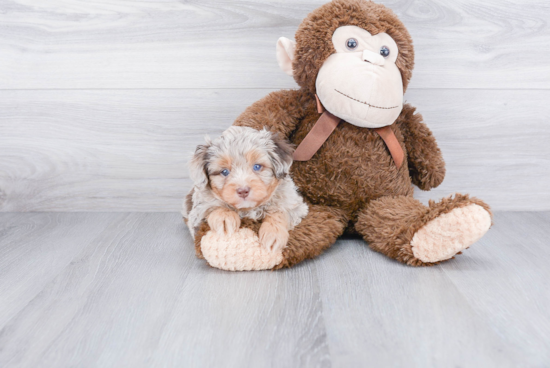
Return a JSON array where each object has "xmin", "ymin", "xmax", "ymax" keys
[
  {"xmin": 193, "ymin": 205, "xmax": 347, "ymax": 271},
  {"xmin": 274, "ymin": 205, "xmax": 348, "ymax": 269},
  {"xmin": 355, "ymin": 194, "xmax": 492, "ymax": 266}
]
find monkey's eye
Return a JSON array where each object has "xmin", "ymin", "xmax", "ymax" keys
[
  {"xmin": 253, "ymin": 164, "xmax": 262, "ymax": 172},
  {"xmin": 346, "ymin": 38, "xmax": 358, "ymax": 50},
  {"xmin": 380, "ymin": 46, "xmax": 390, "ymax": 57},
  {"xmin": 221, "ymin": 169, "xmax": 230, "ymax": 177}
]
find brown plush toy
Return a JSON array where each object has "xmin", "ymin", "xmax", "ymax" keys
[{"xmin": 192, "ymin": 0, "xmax": 492, "ymax": 271}]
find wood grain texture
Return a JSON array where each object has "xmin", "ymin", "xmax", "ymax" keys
[
  {"xmin": 441, "ymin": 211, "xmax": 550, "ymax": 366},
  {"xmin": 0, "ymin": 211, "xmax": 549, "ymax": 367},
  {"xmin": 315, "ymin": 239, "xmax": 522, "ymax": 367},
  {"xmin": 145, "ymin": 253, "xmax": 330, "ymax": 368},
  {"xmin": 1, "ymin": 88, "xmax": 548, "ymax": 211},
  {"xmin": 0, "ymin": 0, "xmax": 549, "ymax": 89},
  {"xmin": 0, "ymin": 213, "xmax": 124, "ymax": 330},
  {"xmin": 0, "ymin": 213, "xmax": 196, "ymax": 367}
]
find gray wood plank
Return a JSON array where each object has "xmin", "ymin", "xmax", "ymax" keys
[
  {"xmin": 0, "ymin": 212, "xmax": 123, "ymax": 329},
  {"xmin": 441, "ymin": 211, "xmax": 550, "ymax": 366},
  {"xmin": 0, "ymin": 89, "xmax": 245, "ymax": 212},
  {"xmin": 411, "ymin": 88, "xmax": 550, "ymax": 210},
  {"xmin": 0, "ymin": 213, "xmax": 198, "ymax": 368},
  {"xmin": 0, "ymin": 212, "xmax": 549, "ymax": 367},
  {"xmin": 314, "ymin": 238, "xmax": 522, "ymax": 367},
  {"xmin": 0, "ymin": 88, "xmax": 548, "ymax": 211},
  {"xmin": 145, "ymin": 253, "xmax": 330, "ymax": 368},
  {"xmin": 0, "ymin": 0, "xmax": 548, "ymax": 89},
  {"xmin": 0, "ymin": 213, "xmax": 330, "ymax": 368}
]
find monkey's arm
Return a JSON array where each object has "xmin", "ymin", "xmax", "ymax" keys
[
  {"xmin": 396, "ymin": 103, "xmax": 446, "ymax": 190},
  {"xmin": 233, "ymin": 89, "xmax": 311, "ymax": 138}
]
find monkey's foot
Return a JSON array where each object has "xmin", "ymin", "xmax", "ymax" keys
[
  {"xmin": 411, "ymin": 204, "xmax": 492, "ymax": 263},
  {"xmin": 200, "ymin": 228, "xmax": 283, "ymax": 271}
]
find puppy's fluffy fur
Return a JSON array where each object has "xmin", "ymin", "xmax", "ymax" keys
[{"xmin": 183, "ymin": 126, "xmax": 308, "ymax": 251}]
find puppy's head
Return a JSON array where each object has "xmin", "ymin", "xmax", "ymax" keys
[{"xmin": 189, "ymin": 126, "xmax": 294, "ymax": 210}]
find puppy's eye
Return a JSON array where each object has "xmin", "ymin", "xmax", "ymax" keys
[
  {"xmin": 346, "ymin": 38, "xmax": 358, "ymax": 50},
  {"xmin": 221, "ymin": 169, "xmax": 230, "ymax": 177},
  {"xmin": 253, "ymin": 164, "xmax": 262, "ymax": 172}
]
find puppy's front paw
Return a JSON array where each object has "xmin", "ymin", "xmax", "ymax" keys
[
  {"xmin": 207, "ymin": 207, "xmax": 241, "ymax": 235},
  {"xmin": 259, "ymin": 221, "xmax": 289, "ymax": 252}
]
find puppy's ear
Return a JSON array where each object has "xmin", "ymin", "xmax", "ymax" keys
[
  {"xmin": 269, "ymin": 132, "xmax": 294, "ymax": 179},
  {"xmin": 189, "ymin": 139, "xmax": 211, "ymax": 189}
]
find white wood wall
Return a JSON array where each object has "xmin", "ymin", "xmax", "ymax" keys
[{"xmin": 0, "ymin": 0, "xmax": 549, "ymax": 211}]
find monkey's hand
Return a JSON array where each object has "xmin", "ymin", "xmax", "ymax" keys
[
  {"xmin": 207, "ymin": 207, "xmax": 241, "ymax": 236},
  {"xmin": 396, "ymin": 104, "xmax": 446, "ymax": 190},
  {"xmin": 259, "ymin": 212, "xmax": 289, "ymax": 252}
]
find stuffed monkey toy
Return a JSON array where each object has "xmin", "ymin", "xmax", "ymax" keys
[{"xmin": 191, "ymin": 0, "xmax": 492, "ymax": 271}]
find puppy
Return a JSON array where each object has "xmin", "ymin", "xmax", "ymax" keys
[{"xmin": 182, "ymin": 126, "xmax": 308, "ymax": 252}]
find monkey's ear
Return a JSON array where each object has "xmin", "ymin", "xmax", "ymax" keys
[
  {"xmin": 188, "ymin": 139, "xmax": 211, "ymax": 189},
  {"xmin": 276, "ymin": 37, "xmax": 296, "ymax": 76}
]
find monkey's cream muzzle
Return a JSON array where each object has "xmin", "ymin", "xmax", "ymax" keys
[
  {"xmin": 361, "ymin": 49, "xmax": 385, "ymax": 66},
  {"xmin": 315, "ymin": 26, "xmax": 404, "ymax": 129}
]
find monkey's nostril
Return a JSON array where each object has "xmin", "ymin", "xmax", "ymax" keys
[{"xmin": 236, "ymin": 187, "xmax": 251, "ymax": 199}]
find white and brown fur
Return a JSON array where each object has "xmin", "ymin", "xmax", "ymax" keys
[{"xmin": 182, "ymin": 126, "xmax": 308, "ymax": 252}]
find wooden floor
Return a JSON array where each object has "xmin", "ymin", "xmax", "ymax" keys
[{"xmin": 0, "ymin": 212, "xmax": 548, "ymax": 367}]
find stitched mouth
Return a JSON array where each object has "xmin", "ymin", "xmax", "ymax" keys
[{"xmin": 335, "ymin": 89, "xmax": 399, "ymax": 110}]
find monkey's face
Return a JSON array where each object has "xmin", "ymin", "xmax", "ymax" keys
[
  {"xmin": 275, "ymin": 0, "xmax": 414, "ymax": 128},
  {"xmin": 315, "ymin": 26, "xmax": 403, "ymax": 128}
]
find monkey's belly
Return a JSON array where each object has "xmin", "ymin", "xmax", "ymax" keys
[{"xmin": 290, "ymin": 123, "xmax": 413, "ymax": 216}]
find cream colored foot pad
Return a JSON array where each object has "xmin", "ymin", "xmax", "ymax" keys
[
  {"xmin": 411, "ymin": 204, "xmax": 491, "ymax": 263},
  {"xmin": 201, "ymin": 228, "xmax": 283, "ymax": 271}
]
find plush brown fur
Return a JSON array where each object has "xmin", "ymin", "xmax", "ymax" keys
[
  {"xmin": 234, "ymin": 91, "xmax": 441, "ymax": 225},
  {"xmin": 356, "ymin": 194, "xmax": 492, "ymax": 266},
  {"xmin": 194, "ymin": 0, "xmax": 492, "ymax": 268},
  {"xmin": 276, "ymin": 205, "xmax": 348, "ymax": 269},
  {"xmin": 292, "ymin": 0, "xmax": 415, "ymax": 93}
]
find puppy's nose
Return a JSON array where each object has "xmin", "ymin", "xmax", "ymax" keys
[{"xmin": 236, "ymin": 186, "xmax": 250, "ymax": 199}]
